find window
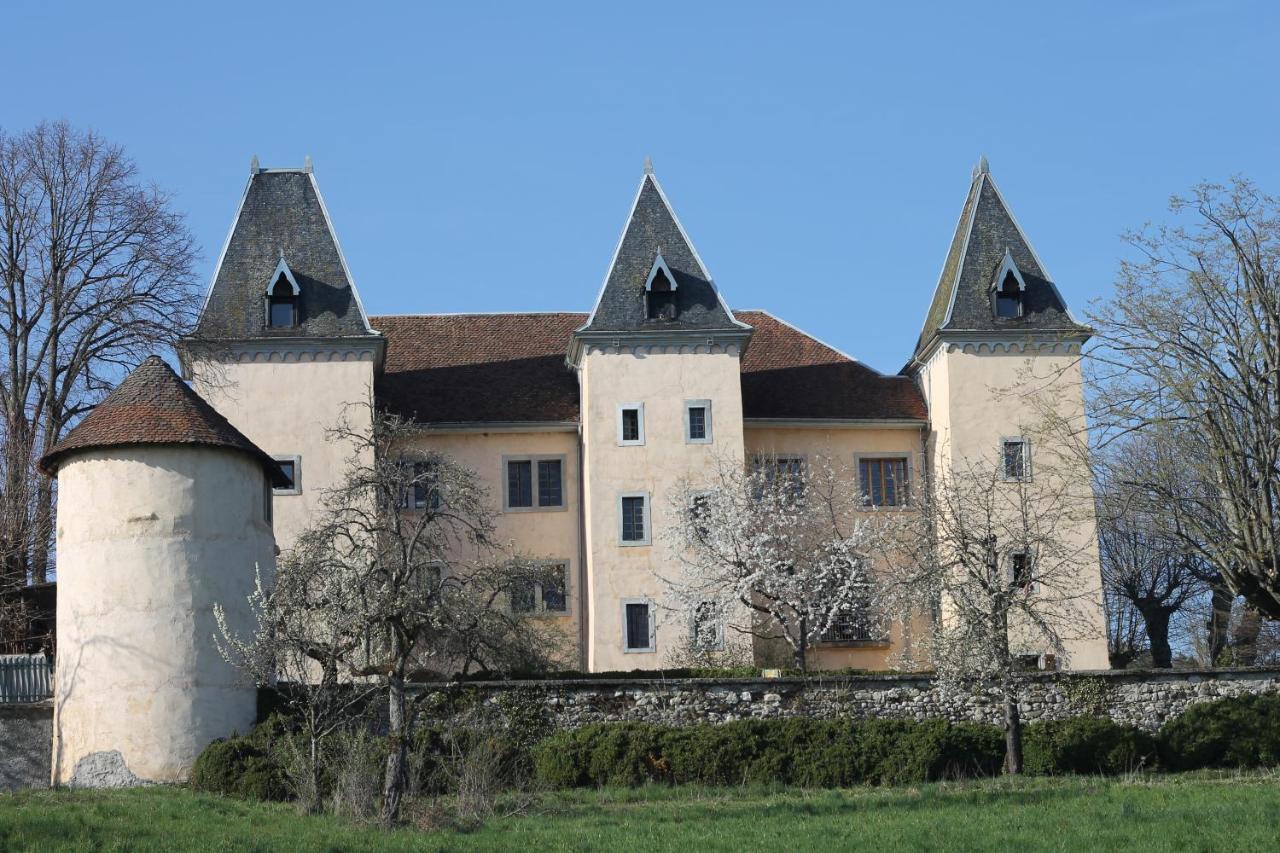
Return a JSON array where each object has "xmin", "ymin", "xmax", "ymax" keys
[
  {"xmin": 644, "ymin": 254, "xmax": 678, "ymax": 321},
  {"xmin": 994, "ymin": 271, "xmax": 1022, "ymax": 318},
  {"xmin": 504, "ymin": 456, "xmax": 565, "ymax": 511},
  {"xmin": 819, "ymin": 606, "xmax": 881, "ymax": 644},
  {"xmin": 752, "ymin": 455, "xmax": 806, "ymax": 500},
  {"xmin": 619, "ymin": 493, "xmax": 650, "ymax": 545},
  {"xmin": 684, "ymin": 399, "xmax": 713, "ymax": 444},
  {"xmin": 402, "ymin": 461, "xmax": 441, "ymax": 511},
  {"xmin": 512, "ymin": 562, "xmax": 569, "ymax": 615},
  {"xmin": 859, "ymin": 457, "xmax": 909, "ymax": 507},
  {"xmin": 272, "ymin": 456, "xmax": 301, "ymax": 495},
  {"xmin": 691, "ymin": 601, "xmax": 724, "ymax": 651},
  {"xmin": 623, "ymin": 599, "xmax": 655, "ymax": 652},
  {"xmin": 267, "ymin": 275, "xmax": 298, "ymax": 328},
  {"xmin": 1002, "ymin": 438, "xmax": 1031, "ymax": 481},
  {"xmin": 689, "ymin": 493, "xmax": 712, "ymax": 541},
  {"xmin": 1010, "ymin": 551, "xmax": 1034, "ymax": 591},
  {"xmin": 617, "ymin": 404, "xmax": 645, "ymax": 446}
]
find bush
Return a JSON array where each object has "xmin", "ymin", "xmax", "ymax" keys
[
  {"xmin": 1023, "ymin": 718, "xmax": 1158, "ymax": 776},
  {"xmin": 531, "ymin": 717, "xmax": 1004, "ymax": 789},
  {"xmin": 1159, "ymin": 694, "xmax": 1280, "ymax": 771},
  {"xmin": 190, "ymin": 715, "xmax": 291, "ymax": 801}
]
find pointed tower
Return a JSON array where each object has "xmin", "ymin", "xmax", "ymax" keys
[
  {"xmin": 569, "ymin": 166, "xmax": 752, "ymax": 671},
  {"xmin": 181, "ymin": 162, "xmax": 384, "ymax": 550},
  {"xmin": 909, "ymin": 159, "xmax": 1109, "ymax": 669}
]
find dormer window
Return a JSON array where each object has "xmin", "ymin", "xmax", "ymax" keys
[
  {"xmin": 265, "ymin": 255, "xmax": 300, "ymax": 328},
  {"xmin": 991, "ymin": 248, "xmax": 1026, "ymax": 319},
  {"xmin": 644, "ymin": 253, "xmax": 678, "ymax": 321}
]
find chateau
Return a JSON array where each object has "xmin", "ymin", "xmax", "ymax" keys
[{"xmin": 167, "ymin": 156, "xmax": 1109, "ymax": 674}]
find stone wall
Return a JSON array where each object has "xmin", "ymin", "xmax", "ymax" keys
[
  {"xmin": 427, "ymin": 667, "xmax": 1280, "ymax": 733},
  {"xmin": 0, "ymin": 702, "xmax": 50, "ymax": 790}
]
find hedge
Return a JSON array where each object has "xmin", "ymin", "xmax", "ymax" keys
[
  {"xmin": 1159, "ymin": 693, "xmax": 1280, "ymax": 771},
  {"xmin": 190, "ymin": 715, "xmax": 291, "ymax": 801},
  {"xmin": 531, "ymin": 718, "xmax": 1006, "ymax": 789},
  {"xmin": 1023, "ymin": 718, "xmax": 1158, "ymax": 775}
]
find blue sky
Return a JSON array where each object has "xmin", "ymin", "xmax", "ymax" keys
[{"xmin": 6, "ymin": 1, "xmax": 1278, "ymax": 372}]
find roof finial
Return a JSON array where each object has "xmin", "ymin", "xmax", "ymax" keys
[
  {"xmin": 643, "ymin": 155, "xmax": 654, "ymax": 175},
  {"xmin": 303, "ymin": 155, "xmax": 313, "ymax": 174},
  {"xmin": 250, "ymin": 155, "xmax": 260, "ymax": 175},
  {"xmin": 973, "ymin": 154, "xmax": 989, "ymax": 179}
]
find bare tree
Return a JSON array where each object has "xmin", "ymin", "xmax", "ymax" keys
[
  {"xmin": 254, "ymin": 404, "xmax": 564, "ymax": 825},
  {"xmin": 883, "ymin": 455, "xmax": 1104, "ymax": 775},
  {"xmin": 1086, "ymin": 178, "xmax": 1280, "ymax": 618},
  {"xmin": 661, "ymin": 453, "xmax": 894, "ymax": 671},
  {"xmin": 0, "ymin": 121, "xmax": 197, "ymax": 586},
  {"xmin": 1096, "ymin": 438, "xmax": 1208, "ymax": 668}
]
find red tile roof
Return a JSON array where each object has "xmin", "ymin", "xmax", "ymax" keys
[
  {"xmin": 370, "ymin": 311, "xmax": 926, "ymax": 424},
  {"xmin": 39, "ymin": 356, "xmax": 288, "ymax": 485}
]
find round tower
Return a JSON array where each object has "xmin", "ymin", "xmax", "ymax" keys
[{"xmin": 39, "ymin": 356, "xmax": 284, "ymax": 786}]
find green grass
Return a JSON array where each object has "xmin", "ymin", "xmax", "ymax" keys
[{"xmin": 0, "ymin": 774, "xmax": 1277, "ymax": 852}]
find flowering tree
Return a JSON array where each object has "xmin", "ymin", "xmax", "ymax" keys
[
  {"xmin": 883, "ymin": 454, "xmax": 1104, "ymax": 774},
  {"xmin": 661, "ymin": 453, "xmax": 895, "ymax": 671},
  {"xmin": 218, "ymin": 403, "xmax": 564, "ymax": 824}
]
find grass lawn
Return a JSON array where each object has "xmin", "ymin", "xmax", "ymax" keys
[{"xmin": 0, "ymin": 773, "xmax": 1277, "ymax": 852}]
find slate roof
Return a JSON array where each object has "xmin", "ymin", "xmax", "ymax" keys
[
  {"xmin": 914, "ymin": 164, "xmax": 1088, "ymax": 359},
  {"xmin": 372, "ymin": 311, "xmax": 926, "ymax": 424},
  {"xmin": 193, "ymin": 169, "xmax": 378, "ymax": 341},
  {"xmin": 39, "ymin": 356, "xmax": 288, "ymax": 485},
  {"xmin": 578, "ymin": 173, "xmax": 745, "ymax": 334}
]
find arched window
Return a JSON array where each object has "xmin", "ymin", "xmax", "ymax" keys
[
  {"xmin": 265, "ymin": 255, "xmax": 300, "ymax": 328},
  {"xmin": 995, "ymin": 271, "xmax": 1022, "ymax": 318},
  {"xmin": 644, "ymin": 253, "xmax": 678, "ymax": 321},
  {"xmin": 267, "ymin": 275, "xmax": 297, "ymax": 327},
  {"xmin": 990, "ymin": 248, "xmax": 1025, "ymax": 319}
]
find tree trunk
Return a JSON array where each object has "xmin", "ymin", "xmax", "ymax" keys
[
  {"xmin": 1206, "ymin": 582, "xmax": 1233, "ymax": 665},
  {"xmin": 1140, "ymin": 605, "xmax": 1174, "ymax": 668},
  {"xmin": 794, "ymin": 615, "xmax": 808, "ymax": 671},
  {"xmin": 1003, "ymin": 692, "xmax": 1023, "ymax": 775},
  {"xmin": 381, "ymin": 666, "xmax": 408, "ymax": 825}
]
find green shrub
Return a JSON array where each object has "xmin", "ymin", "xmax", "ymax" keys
[
  {"xmin": 531, "ymin": 717, "xmax": 1004, "ymax": 790},
  {"xmin": 1023, "ymin": 718, "xmax": 1158, "ymax": 776},
  {"xmin": 190, "ymin": 716, "xmax": 290, "ymax": 801},
  {"xmin": 1159, "ymin": 694, "xmax": 1280, "ymax": 771}
]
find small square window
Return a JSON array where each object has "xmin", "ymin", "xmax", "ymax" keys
[
  {"xmin": 510, "ymin": 562, "xmax": 569, "ymax": 615},
  {"xmin": 1010, "ymin": 551, "xmax": 1034, "ymax": 590},
  {"xmin": 619, "ymin": 493, "xmax": 650, "ymax": 545},
  {"xmin": 618, "ymin": 404, "xmax": 645, "ymax": 446},
  {"xmin": 684, "ymin": 399, "xmax": 713, "ymax": 444},
  {"xmin": 751, "ymin": 455, "xmax": 805, "ymax": 500},
  {"xmin": 1002, "ymin": 438, "xmax": 1031, "ymax": 481},
  {"xmin": 623, "ymin": 600, "xmax": 654, "ymax": 652},
  {"xmin": 402, "ymin": 461, "xmax": 441, "ymax": 511},
  {"xmin": 272, "ymin": 456, "xmax": 301, "ymax": 495}
]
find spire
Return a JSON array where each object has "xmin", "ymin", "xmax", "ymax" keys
[
  {"xmin": 192, "ymin": 166, "xmax": 378, "ymax": 341},
  {"xmin": 912, "ymin": 165, "xmax": 1086, "ymax": 359},
  {"xmin": 577, "ymin": 171, "xmax": 746, "ymax": 335},
  {"xmin": 643, "ymin": 155, "xmax": 654, "ymax": 175}
]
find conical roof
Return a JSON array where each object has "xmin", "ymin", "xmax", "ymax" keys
[
  {"xmin": 578, "ymin": 170, "xmax": 750, "ymax": 334},
  {"xmin": 913, "ymin": 161, "xmax": 1088, "ymax": 359},
  {"xmin": 39, "ymin": 356, "xmax": 287, "ymax": 485}
]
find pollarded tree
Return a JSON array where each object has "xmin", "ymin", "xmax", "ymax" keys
[
  {"xmin": 221, "ymin": 403, "xmax": 565, "ymax": 825},
  {"xmin": 883, "ymin": 454, "xmax": 1106, "ymax": 775},
  {"xmin": 1086, "ymin": 178, "xmax": 1280, "ymax": 618},
  {"xmin": 662, "ymin": 453, "xmax": 896, "ymax": 671}
]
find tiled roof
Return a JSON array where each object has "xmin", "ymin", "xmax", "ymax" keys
[
  {"xmin": 39, "ymin": 356, "xmax": 287, "ymax": 485},
  {"xmin": 579, "ymin": 174, "xmax": 744, "ymax": 334},
  {"xmin": 371, "ymin": 311, "xmax": 926, "ymax": 424},
  {"xmin": 914, "ymin": 166, "xmax": 1088, "ymax": 359},
  {"xmin": 374, "ymin": 313, "xmax": 588, "ymax": 424},
  {"xmin": 194, "ymin": 169, "xmax": 379, "ymax": 341}
]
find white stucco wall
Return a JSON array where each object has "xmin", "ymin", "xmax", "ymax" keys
[
  {"xmin": 580, "ymin": 346, "xmax": 746, "ymax": 672},
  {"xmin": 52, "ymin": 446, "xmax": 275, "ymax": 785},
  {"xmin": 191, "ymin": 352, "xmax": 375, "ymax": 551},
  {"xmin": 918, "ymin": 342, "xmax": 1110, "ymax": 670}
]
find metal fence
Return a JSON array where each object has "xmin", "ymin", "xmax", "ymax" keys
[{"xmin": 0, "ymin": 655, "xmax": 52, "ymax": 703}]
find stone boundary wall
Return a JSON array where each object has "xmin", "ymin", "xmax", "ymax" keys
[
  {"xmin": 0, "ymin": 702, "xmax": 51, "ymax": 790},
  {"xmin": 423, "ymin": 668, "xmax": 1280, "ymax": 733}
]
